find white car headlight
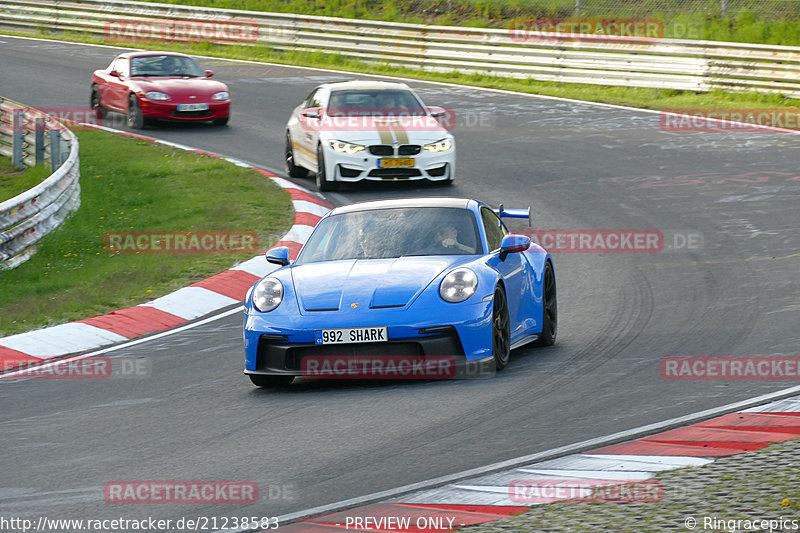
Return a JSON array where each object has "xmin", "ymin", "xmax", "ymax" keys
[
  {"xmin": 329, "ymin": 140, "xmax": 365, "ymax": 154},
  {"xmin": 439, "ymin": 268, "xmax": 477, "ymax": 303},
  {"xmin": 145, "ymin": 91, "xmax": 170, "ymax": 101},
  {"xmin": 212, "ymin": 91, "xmax": 230, "ymax": 101},
  {"xmin": 423, "ymin": 139, "xmax": 452, "ymax": 153},
  {"xmin": 252, "ymin": 277, "xmax": 284, "ymax": 312}
]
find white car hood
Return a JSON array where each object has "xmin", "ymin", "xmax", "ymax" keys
[{"xmin": 317, "ymin": 116, "xmax": 450, "ymax": 145}]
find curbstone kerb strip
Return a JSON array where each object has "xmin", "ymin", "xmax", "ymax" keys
[
  {"xmin": 0, "ymin": 126, "xmax": 332, "ymax": 372},
  {"xmin": 267, "ymin": 396, "xmax": 800, "ymax": 532}
]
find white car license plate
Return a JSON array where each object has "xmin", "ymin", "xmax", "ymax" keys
[
  {"xmin": 378, "ymin": 158, "xmax": 414, "ymax": 168},
  {"xmin": 177, "ymin": 103, "xmax": 209, "ymax": 112},
  {"xmin": 315, "ymin": 326, "xmax": 388, "ymax": 345}
]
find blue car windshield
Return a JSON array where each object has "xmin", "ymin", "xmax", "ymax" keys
[{"xmin": 295, "ymin": 207, "xmax": 481, "ymax": 264}]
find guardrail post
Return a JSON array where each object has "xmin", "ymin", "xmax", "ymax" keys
[
  {"xmin": 12, "ymin": 109, "xmax": 24, "ymax": 170},
  {"xmin": 49, "ymin": 129, "xmax": 61, "ymax": 172},
  {"xmin": 34, "ymin": 117, "xmax": 45, "ymax": 166}
]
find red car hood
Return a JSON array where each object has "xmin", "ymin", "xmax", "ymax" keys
[{"xmin": 130, "ymin": 77, "xmax": 228, "ymax": 98}]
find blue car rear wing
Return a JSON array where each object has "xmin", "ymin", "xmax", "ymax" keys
[{"xmin": 492, "ymin": 204, "xmax": 532, "ymax": 227}]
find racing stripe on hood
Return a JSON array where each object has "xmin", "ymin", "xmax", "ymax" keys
[
  {"xmin": 377, "ymin": 123, "xmax": 394, "ymax": 145},
  {"xmin": 391, "ymin": 122, "xmax": 409, "ymax": 144}
]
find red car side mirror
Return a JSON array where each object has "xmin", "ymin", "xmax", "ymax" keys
[
  {"xmin": 109, "ymin": 70, "xmax": 120, "ymax": 78},
  {"xmin": 205, "ymin": 70, "xmax": 214, "ymax": 78}
]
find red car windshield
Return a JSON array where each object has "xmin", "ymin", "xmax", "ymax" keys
[{"xmin": 130, "ymin": 55, "xmax": 205, "ymax": 78}]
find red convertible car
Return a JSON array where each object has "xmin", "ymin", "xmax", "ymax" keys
[{"xmin": 91, "ymin": 51, "xmax": 231, "ymax": 128}]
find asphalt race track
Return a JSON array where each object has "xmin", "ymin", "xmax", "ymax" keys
[{"xmin": 1, "ymin": 36, "xmax": 799, "ymax": 526}]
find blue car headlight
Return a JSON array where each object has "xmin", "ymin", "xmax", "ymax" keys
[
  {"xmin": 253, "ymin": 277, "xmax": 283, "ymax": 312},
  {"xmin": 440, "ymin": 268, "xmax": 477, "ymax": 303}
]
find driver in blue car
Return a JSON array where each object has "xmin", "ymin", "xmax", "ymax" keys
[{"xmin": 435, "ymin": 225, "xmax": 474, "ymax": 253}]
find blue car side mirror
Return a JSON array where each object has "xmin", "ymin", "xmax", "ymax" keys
[
  {"xmin": 499, "ymin": 234, "xmax": 531, "ymax": 261},
  {"xmin": 266, "ymin": 246, "xmax": 290, "ymax": 266}
]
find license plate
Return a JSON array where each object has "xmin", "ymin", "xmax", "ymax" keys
[
  {"xmin": 177, "ymin": 103, "xmax": 209, "ymax": 112},
  {"xmin": 315, "ymin": 326, "xmax": 388, "ymax": 345},
  {"xmin": 378, "ymin": 158, "xmax": 414, "ymax": 168}
]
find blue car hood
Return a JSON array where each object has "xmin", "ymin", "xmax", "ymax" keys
[{"xmin": 290, "ymin": 256, "xmax": 458, "ymax": 313}]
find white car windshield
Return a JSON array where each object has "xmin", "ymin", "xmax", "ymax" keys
[
  {"xmin": 327, "ymin": 90, "xmax": 427, "ymax": 116},
  {"xmin": 295, "ymin": 207, "xmax": 480, "ymax": 264}
]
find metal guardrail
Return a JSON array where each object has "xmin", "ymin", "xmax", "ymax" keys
[
  {"xmin": 0, "ymin": 97, "xmax": 81, "ymax": 270},
  {"xmin": 2, "ymin": 0, "xmax": 800, "ymax": 96}
]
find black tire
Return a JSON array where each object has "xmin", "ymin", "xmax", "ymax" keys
[
  {"xmin": 535, "ymin": 261, "xmax": 557, "ymax": 346},
  {"xmin": 285, "ymin": 133, "xmax": 309, "ymax": 178},
  {"xmin": 249, "ymin": 374, "xmax": 294, "ymax": 388},
  {"xmin": 213, "ymin": 116, "xmax": 229, "ymax": 126},
  {"xmin": 315, "ymin": 143, "xmax": 336, "ymax": 191},
  {"xmin": 127, "ymin": 95, "xmax": 144, "ymax": 129},
  {"xmin": 90, "ymin": 86, "xmax": 105, "ymax": 120},
  {"xmin": 492, "ymin": 287, "xmax": 511, "ymax": 370}
]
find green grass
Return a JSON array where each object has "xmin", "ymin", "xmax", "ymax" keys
[
  {"xmin": 0, "ymin": 129, "xmax": 293, "ymax": 336},
  {"xmin": 0, "ymin": 156, "xmax": 51, "ymax": 202}
]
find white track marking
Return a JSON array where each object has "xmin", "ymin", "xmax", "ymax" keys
[
  {"xmin": 1, "ymin": 307, "xmax": 244, "ymax": 381},
  {"xmin": 0, "ymin": 323, "xmax": 127, "ymax": 358},
  {"xmin": 210, "ymin": 386, "xmax": 800, "ymax": 531},
  {"xmin": 140, "ymin": 287, "xmax": 239, "ymax": 321}
]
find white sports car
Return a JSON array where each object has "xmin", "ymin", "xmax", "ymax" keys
[{"xmin": 284, "ymin": 81, "xmax": 456, "ymax": 191}]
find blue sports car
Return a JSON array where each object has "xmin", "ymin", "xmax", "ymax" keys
[{"xmin": 243, "ymin": 197, "xmax": 556, "ymax": 387}]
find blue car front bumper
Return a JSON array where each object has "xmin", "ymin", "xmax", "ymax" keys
[{"xmin": 243, "ymin": 298, "xmax": 494, "ymax": 376}]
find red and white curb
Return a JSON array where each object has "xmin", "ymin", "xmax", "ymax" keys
[
  {"xmin": 0, "ymin": 130, "xmax": 332, "ymax": 373},
  {"xmin": 263, "ymin": 394, "xmax": 800, "ymax": 532}
]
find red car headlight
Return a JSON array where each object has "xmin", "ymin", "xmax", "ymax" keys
[{"xmin": 145, "ymin": 91, "xmax": 170, "ymax": 101}]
